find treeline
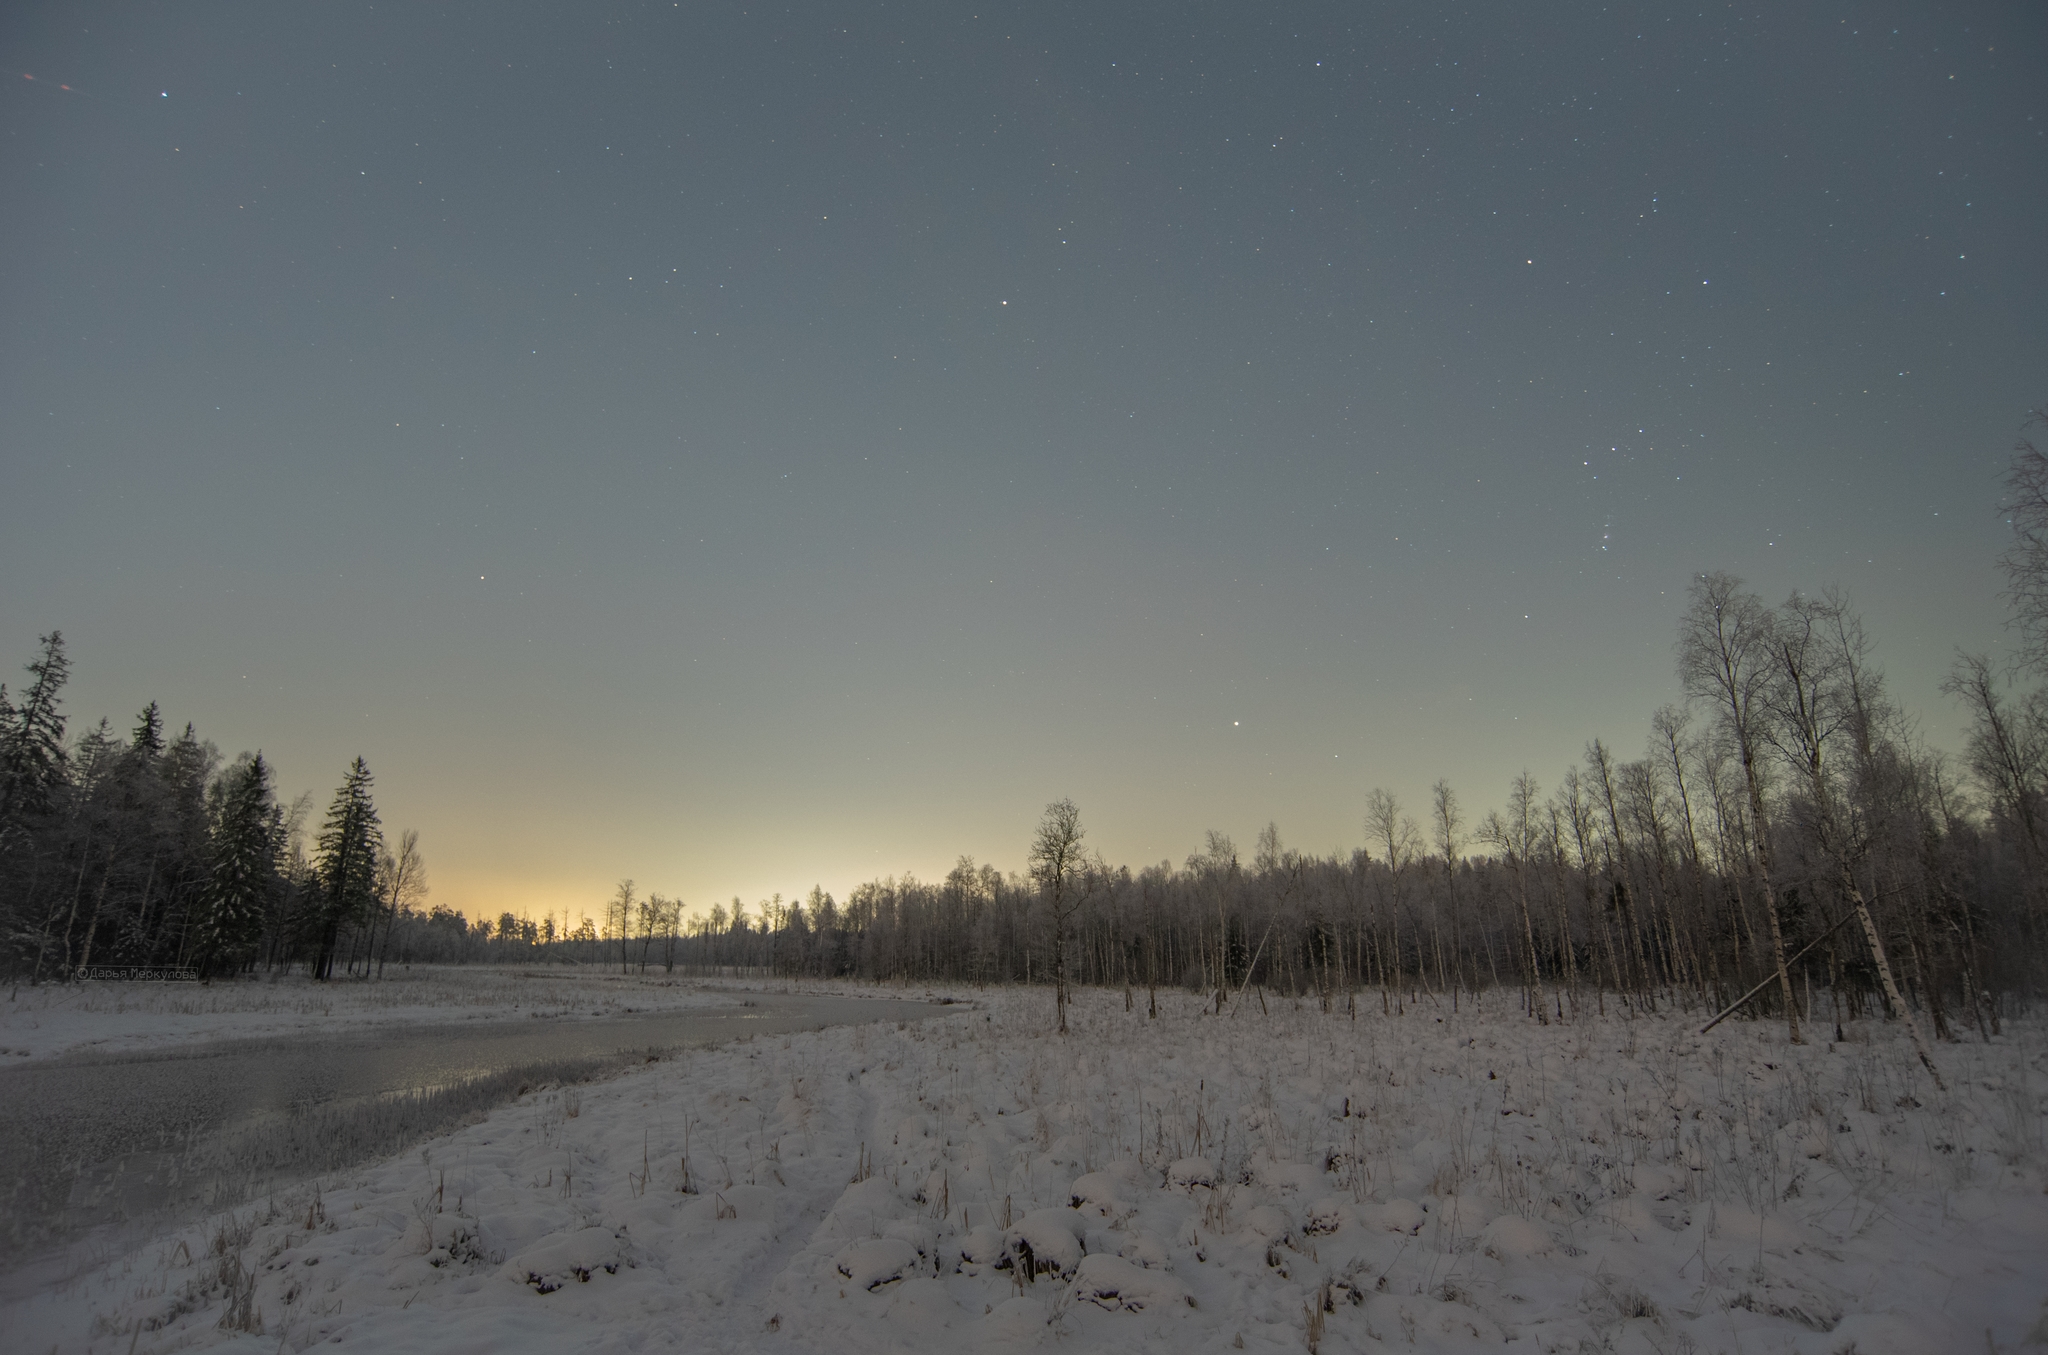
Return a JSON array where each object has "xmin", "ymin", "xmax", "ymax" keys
[
  {"xmin": 667, "ymin": 419, "xmax": 2045, "ymax": 1047},
  {"xmin": 529, "ymin": 424, "xmax": 2048, "ymax": 1046},
  {"xmin": 0, "ymin": 634, "xmax": 426, "ymax": 981},
  {"xmin": 643, "ymin": 570, "xmax": 2038, "ymax": 1047}
]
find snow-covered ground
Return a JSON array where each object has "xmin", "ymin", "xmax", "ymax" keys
[
  {"xmin": 0, "ymin": 965, "xmax": 753, "ymax": 1062},
  {"xmin": 7, "ymin": 984, "xmax": 2045, "ymax": 1354}
]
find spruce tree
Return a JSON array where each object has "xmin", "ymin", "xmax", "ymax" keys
[
  {"xmin": 130, "ymin": 701, "xmax": 164, "ymax": 758},
  {"xmin": 2, "ymin": 633, "xmax": 71, "ymax": 979},
  {"xmin": 154, "ymin": 724, "xmax": 218, "ymax": 966},
  {"xmin": 0, "ymin": 631, "xmax": 70, "ymax": 825},
  {"xmin": 312, "ymin": 757, "xmax": 382, "ymax": 979},
  {"xmin": 195, "ymin": 754, "xmax": 276, "ymax": 978}
]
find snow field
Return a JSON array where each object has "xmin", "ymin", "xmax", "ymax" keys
[{"xmin": 8, "ymin": 985, "xmax": 2046, "ymax": 1354}]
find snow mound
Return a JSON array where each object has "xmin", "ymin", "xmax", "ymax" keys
[
  {"xmin": 1478, "ymin": 1213, "xmax": 1553, "ymax": 1259},
  {"xmin": 957, "ymin": 1224, "xmax": 1006, "ymax": 1269},
  {"xmin": 836, "ymin": 1237, "xmax": 923, "ymax": 1291},
  {"xmin": 1118, "ymin": 1232, "xmax": 1171, "ymax": 1269},
  {"xmin": 1003, "ymin": 1208, "xmax": 1087, "ymax": 1279},
  {"xmin": 1167, "ymin": 1156, "xmax": 1218, "ymax": 1191},
  {"xmin": 1377, "ymin": 1198, "xmax": 1427, "ymax": 1234},
  {"xmin": 879, "ymin": 1276, "xmax": 965, "ymax": 1334},
  {"xmin": 1070, "ymin": 1253, "xmax": 1194, "ymax": 1311},
  {"xmin": 1045, "ymin": 1132, "xmax": 1088, "ymax": 1166},
  {"xmin": 882, "ymin": 1219, "xmax": 933, "ymax": 1250},
  {"xmin": 1241, "ymin": 1204, "xmax": 1291, "ymax": 1240},
  {"xmin": 982, "ymin": 1295, "xmax": 1048, "ymax": 1337},
  {"xmin": 835, "ymin": 1175, "xmax": 908, "ymax": 1224},
  {"xmin": 1825, "ymin": 1310, "xmax": 1957, "ymax": 1355},
  {"xmin": 1068, "ymin": 1171, "xmax": 1122, "ymax": 1213},
  {"xmin": 1250, "ymin": 1156, "xmax": 1323, "ymax": 1193},
  {"xmin": 503, "ymin": 1226, "xmax": 634, "ymax": 1293}
]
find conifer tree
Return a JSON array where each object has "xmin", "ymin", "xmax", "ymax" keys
[
  {"xmin": 0, "ymin": 631, "xmax": 70, "ymax": 826},
  {"xmin": 130, "ymin": 701, "xmax": 164, "ymax": 758},
  {"xmin": 312, "ymin": 757, "xmax": 382, "ymax": 979},
  {"xmin": 153, "ymin": 724, "xmax": 218, "ymax": 966},
  {"xmin": 2, "ymin": 633, "xmax": 72, "ymax": 979},
  {"xmin": 194, "ymin": 754, "xmax": 277, "ymax": 978}
]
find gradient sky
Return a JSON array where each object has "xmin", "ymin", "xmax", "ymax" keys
[{"xmin": 5, "ymin": 2, "xmax": 2043, "ymax": 927}]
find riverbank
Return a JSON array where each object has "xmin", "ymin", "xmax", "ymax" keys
[
  {"xmin": 0, "ymin": 965, "xmax": 817, "ymax": 1062},
  {"xmin": 0, "ymin": 985, "xmax": 953, "ymax": 1285}
]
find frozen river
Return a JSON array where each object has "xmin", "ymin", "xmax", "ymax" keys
[{"xmin": 0, "ymin": 991, "xmax": 957, "ymax": 1280}]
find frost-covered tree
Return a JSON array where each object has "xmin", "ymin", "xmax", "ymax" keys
[
  {"xmin": 371, "ymin": 828, "xmax": 427, "ymax": 977},
  {"xmin": 194, "ymin": 753, "xmax": 277, "ymax": 978},
  {"xmin": 1029, "ymin": 798, "xmax": 1086, "ymax": 1033},
  {"xmin": 1679, "ymin": 572, "xmax": 1800, "ymax": 1042},
  {"xmin": 1998, "ymin": 407, "xmax": 2048, "ymax": 677},
  {"xmin": 1766, "ymin": 591, "xmax": 1943, "ymax": 1085}
]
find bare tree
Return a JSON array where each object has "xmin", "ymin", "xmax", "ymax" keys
[
  {"xmin": 1943, "ymin": 653, "xmax": 2047, "ymax": 866},
  {"xmin": 1191, "ymin": 830, "xmax": 1237, "ymax": 1010},
  {"xmin": 1586, "ymin": 739, "xmax": 1656, "ymax": 1005},
  {"xmin": 611, "ymin": 879, "xmax": 635, "ymax": 975},
  {"xmin": 1029, "ymin": 798, "xmax": 1086, "ymax": 1033},
  {"xmin": 1679, "ymin": 572, "xmax": 1801, "ymax": 1043},
  {"xmin": 1430, "ymin": 780, "xmax": 1462, "ymax": 1003},
  {"xmin": 1557, "ymin": 766, "xmax": 1622, "ymax": 1013},
  {"xmin": 1364, "ymin": 788, "xmax": 1421, "ymax": 1011},
  {"xmin": 1540, "ymin": 796, "xmax": 1581, "ymax": 1013},
  {"xmin": 1478, "ymin": 773, "xmax": 1547, "ymax": 1020},
  {"xmin": 1999, "ymin": 408, "xmax": 2048, "ymax": 676},
  {"xmin": 373, "ymin": 829, "xmax": 426, "ymax": 978},
  {"xmin": 1768, "ymin": 592, "xmax": 1943, "ymax": 1087}
]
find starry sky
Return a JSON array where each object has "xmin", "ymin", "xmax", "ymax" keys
[{"xmin": 4, "ymin": 2, "xmax": 2043, "ymax": 925}]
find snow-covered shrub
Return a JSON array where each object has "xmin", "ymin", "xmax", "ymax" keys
[
  {"xmin": 421, "ymin": 1212, "xmax": 493, "ymax": 1269},
  {"xmin": 1000, "ymin": 1208, "xmax": 1086, "ymax": 1279},
  {"xmin": 1376, "ymin": 1198, "xmax": 1426, "ymax": 1234},
  {"xmin": 1070, "ymin": 1253, "xmax": 1193, "ymax": 1311},
  {"xmin": 956, "ymin": 1225, "xmax": 1006, "ymax": 1273},
  {"xmin": 1302, "ymin": 1196, "xmax": 1345, "ymax": 1235},
  {"xmin": 835, "ymin": 1238, "xmax": 922, "ymax": 1291},
  {"xmin": 504, "ymin": 1225, "xmax": 634, "ymax": 1293},
  {"xmin": 1067, "ymin": 1171, "xmax": 1122, "ymax": 1215}
]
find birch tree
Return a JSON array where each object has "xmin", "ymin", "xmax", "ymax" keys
[
  {"xmin": 1029, "ymin": 798, "xmax": 1086, "ymax": 1033},
  {"xmin": 1679, "ymin": 573, "xmax": 1801, "ymax": 1042}
]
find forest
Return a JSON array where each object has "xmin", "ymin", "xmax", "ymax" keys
[
  {"xmin": 0, "ymin": 647, "xmax": 418, "ymax": 984},
  {"xmin": 3, "ymin": 422, "xmax": 2045, "ymax": 1049}
]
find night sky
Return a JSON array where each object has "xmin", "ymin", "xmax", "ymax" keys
[{"xmin": 5, "ymin": 3, "xmax": 2043, "ymax": 925}]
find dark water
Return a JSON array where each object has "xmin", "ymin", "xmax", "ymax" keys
[{"xmin": 0, "ymin": 992, "xmax": 957, "ymax": 1281}]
